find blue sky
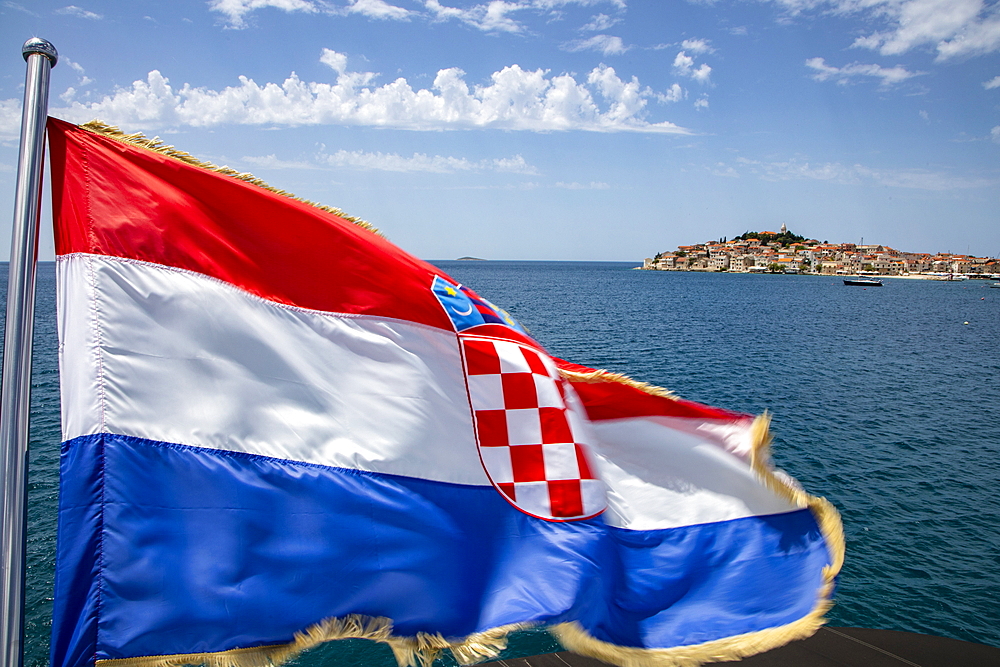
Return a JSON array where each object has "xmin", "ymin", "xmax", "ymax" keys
[{"xmin": 1, "ymin": 0, "xmax": 998, "ymax": 260}]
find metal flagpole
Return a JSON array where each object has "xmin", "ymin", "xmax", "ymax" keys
[{"xmin": 0, "ymin": 38, "xmax": 57, "ymax": 667}]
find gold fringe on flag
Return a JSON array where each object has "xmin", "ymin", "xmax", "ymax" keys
[
  {"xmin": 96, "ymin": 617, "xmax": 532, "ymax": 667},
  {"xmin": 559, "ymin": 368, "xmax": 678, "ymax": 399},
  {"xmin": 76, "ymin": 120, "xmax": 379, "ymax": 234}
]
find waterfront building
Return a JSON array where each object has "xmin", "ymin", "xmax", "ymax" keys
[{"xmin": 644, "ymin": 231, "xmax": 994, "ymax": 276}]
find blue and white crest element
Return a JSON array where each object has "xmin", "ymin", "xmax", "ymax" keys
[{"xmin": 431, "ymin": 275, "xmax": 526, "ymax": 334}]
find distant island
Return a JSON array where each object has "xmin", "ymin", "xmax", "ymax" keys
[
  {"xmin": 643, "ymin": 224, "xmax": 999, "ymax": 278},
  {"xmin": 456, "ymin": 256, "xmax": 487, "ymax": 261}
]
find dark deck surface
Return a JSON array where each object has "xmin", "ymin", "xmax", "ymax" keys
[{"xmin": 481, "ymin": 628, "xmax": 1000, "ymax": 667}]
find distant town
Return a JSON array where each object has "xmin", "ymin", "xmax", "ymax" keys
[{"xmin": 642, "ymin": 225, "xmax": 1000, "ymax": 278}]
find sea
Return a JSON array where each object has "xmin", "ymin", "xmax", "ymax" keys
[{"xmin": 10, "ymin": 261, "xmax": 1000, "ymax": 666}]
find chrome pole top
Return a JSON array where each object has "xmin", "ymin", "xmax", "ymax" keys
[{"xmin": 22, "ymin": 37, "xmax": 57, "ymax": 66}]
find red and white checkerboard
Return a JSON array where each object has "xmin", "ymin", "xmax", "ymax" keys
[{"xmin": 461, "ymin": 335, "xmax": 606, "ymax": 521}]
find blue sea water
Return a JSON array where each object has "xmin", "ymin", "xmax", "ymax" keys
[{"xmin": 10, "ymin": 261, "xmax": 1000, "ymax": 666}]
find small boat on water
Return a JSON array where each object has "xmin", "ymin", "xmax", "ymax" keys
[
  {"xmin": 990, "ymin": 282, "xmax": 1000, "ymax": 288},
  {"xmin": 844, "ymin": 277, "xmax": 883, "ymax": 286}
]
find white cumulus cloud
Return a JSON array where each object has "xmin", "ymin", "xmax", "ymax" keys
[
  {"xmin": 850, "ymin": 0, "xmax": 1000, "ymax": 60},
  {"xmin": 424, "ymin": 0, "xmax": 527, "ymax": 32},
  {"xmin": 681, "ymin": 38, "xmax": 714, "ymax": 54},
  {"xmin": 806, "ymin": 57, "xmax": 922, "ymax": 87},
  {"xmin": 673, "ymin": 51, "xmax": 712, "ymax": 83},
  {"xmin": 319, "ymin": 48, "xmax": 350, "ymax": 74},
  {"xmin": 984, "ymin": 75, "xmax": 1000, "ymax": 89},
  {"xmin": 657, "ymin": 83, "xmax": 685, "ymax": 103},
  {"xmin": 344, "ymin": 0, "xmax": 411, "ymax": 20},
  {"xmin": 52, "ymin": 54, "xmax": 689, "ymax": 134}
]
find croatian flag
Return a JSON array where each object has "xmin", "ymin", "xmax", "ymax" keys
[{"xmin": 47, "ymin": 117, "xmax": 842, "ymax": 667}]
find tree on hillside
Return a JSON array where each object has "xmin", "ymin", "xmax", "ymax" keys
[{"xmin": 735, "ymin": 229, "xmax": 806, "ymax": 247}]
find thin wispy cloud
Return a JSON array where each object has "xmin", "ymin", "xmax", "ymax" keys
[
  {"xmin": 2, "ymin": 1, "xmax": 39, "ymax": 17},
  {"xmin": 62, "ymin": 58, "xmax": 94, "ymax": 89},
  {"xmin": 769, "ymin": 0, "xmax": 1000, "ymax": 61},
  {"xmin": 241, "ymin": 150, "xmax": 534, "ymax": 173},
  {"xmin": 806, "ymin": 57, "xmax": 922, "ymax": 87},
  {"xmin": 210, "ymin": 0, "xmax": 627, "ymax": 32},
  {"xmin": 984, "ymin": 75, "xmax": 1000, "ymax": 89},
  {"xmin": 318, "ymin": 149, "xmax": 538, "ymax": 173},
  {"xmin": 554, "ymin": 181, "xmax": 610, "ymax": 189},
  {"xmin": 580, "ymin": 13, "xmax": 620, "ymax": 31},
  {"xmin": 55, "ymin": 4, "xmax": 102, "ymax": 19},
  {"xmin": 209, "ymin": 0, "xmax": 323, "ymax": 28},
  {"xmin": 733, "ymin": 156, "xmax": 997, "ymax": 190},
  {"xmin": 51, "ymin": 50, "xmax": 689, "ymax": 135},
  {"xmin": 563, "ymin": 34, "xmax": 628, "ymax": 55},
  {"xmin": 239, "ymin": 154, "xmax": 319, "ymax": 170},
  {"xmin": 0, "ymin": 99, "xmax": 23, "ymax": 141}
]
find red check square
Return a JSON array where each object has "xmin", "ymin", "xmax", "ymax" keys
[
  {"xmin": 521, "ymin": 347, "xmax": 550, "ymax": 376},
  {"xmin": 464, "ymin": 339, "xmax": 500, "ymax": 375},
  {"xmin": 548, "ymin": 480, "xmax": 584, "ymax": 518},
  {"xmin": 509, "ymin": 444, "xmax": 546, "ymax": 483},
  {"xmin": 501, "ymin": 373, "xmax": 538, "ymax": 410},
  {"xmin": 539, "ymin": 407, "xmax": 573, "ymax": 444},
  {"xmin": 475, "ymin": 410, "xmax": 508, "ymax": 448},
  {"xmin": 575, "ymin": 443, "xmax": 596, "ymax": 479}
]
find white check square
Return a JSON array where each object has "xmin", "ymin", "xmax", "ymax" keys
[
  {"xmin": 534, "ymin": 375, "xmax": 564, "ymax": 409},
  {"xmin": 505, "ymin": 408, "xmax": 542, "ymax": 445},
  {"xmin": 479, "ymin": 446, "xmax": 514, "ymax": 483},
  {"xmin": 495, "ymin": 341, "xmax": 531, "ymax": 374},
  {"xmin": 467, "ymin": 373, "xmax": 505, "ymax": 410},
  {"xmin": 512, "ymin": 481, "xmax": 550, "ymax": 518},
  {"xmin": 542, "ymin": 442, "xmax": 581, "ymax": 481}
]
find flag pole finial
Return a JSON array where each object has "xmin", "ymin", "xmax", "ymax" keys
[{"xmin": 21, "ymin": 38, "xmax": 57, "ymax": 66}]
